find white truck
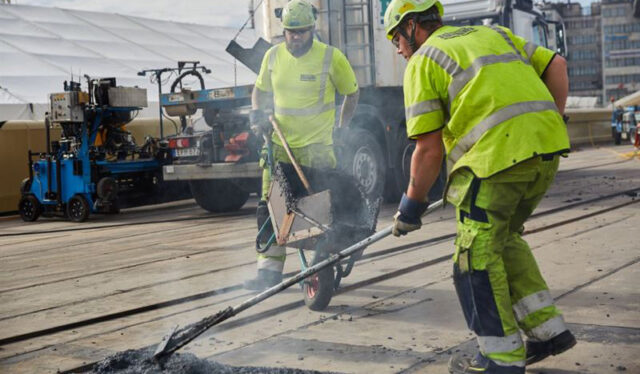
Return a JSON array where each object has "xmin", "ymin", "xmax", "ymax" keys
[{"xmin": 162, "ymin": 0, "xmax": 567, "ymax": 212}]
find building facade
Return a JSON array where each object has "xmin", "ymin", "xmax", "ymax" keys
[
  {"xmin": 601, "ymin": 0, "xmax": 640, "ymax": 104},
  {"xmin": 544, "ymin": 0, "xmax": 639, "ymax": 106},
  {"xmin": 562, "ymin": 2, "xmax": 604, "ymax": 103}
]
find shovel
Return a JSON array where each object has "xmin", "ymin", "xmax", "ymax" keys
[{"xmin": 153, "ymin": 199, "xmax": 443, "ymax": 360}]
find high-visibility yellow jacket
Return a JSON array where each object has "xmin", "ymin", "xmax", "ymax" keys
[
  {"xmin": 403, "ymin": 25, "xmax": 570, "ymax": 178},
  {"xmin": 255, "ymin": 39, "xmax": 359, "ymax": 148}
]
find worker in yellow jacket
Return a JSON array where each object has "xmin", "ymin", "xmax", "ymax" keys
[
  {"xmin": 384, "ymin": 1, "xmax": 575, "ymax": 373},
  {"xmin": 244, "ymin": 0, "xmax": 359, "ymax": 291}
]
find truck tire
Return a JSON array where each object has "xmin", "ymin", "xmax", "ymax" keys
[
  {"xmin": 388, "ymin": 130, "xmax": 446, "ymax": 202},
  {"xmin": 385, "ymin": 131, "xmax": 414, "ymax": 202},
  {"xmin": 189, "ymin": 179, "xmax": 249, "ymax": 213},
  {"xmin": 338, "ymin": 129, "xmax": 385, "ymax": 199}
]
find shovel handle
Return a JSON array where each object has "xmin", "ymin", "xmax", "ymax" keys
[{"xmin": 269, "ymin": 115, "xmax": 313, "ymax": 194}]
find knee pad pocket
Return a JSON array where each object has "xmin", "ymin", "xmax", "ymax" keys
[{"xmin": 455, "ymin": 218, "xmax": 493, "ymax": 271}]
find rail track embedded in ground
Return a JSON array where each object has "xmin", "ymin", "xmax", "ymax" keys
[{"xmin": 1, "ymin": 186, "xmax": 637, "ymax": 355}]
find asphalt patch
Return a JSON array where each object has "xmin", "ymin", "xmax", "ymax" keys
[{"xmin": 89, "ymin": 346, "xmax": 339, "ymax": 374}]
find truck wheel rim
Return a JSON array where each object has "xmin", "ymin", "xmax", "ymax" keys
[{"xmin": 353, "ymin": 146, "xmax": 376, "ymax": 194}]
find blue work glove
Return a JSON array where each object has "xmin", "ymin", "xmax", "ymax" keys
[
  {"xmin": 249, "ymin": 109, "xmax": 271, "ymax": 137},
  {"xmin": 392, "ymin": 193, "xmax": 429, "ymax": 237}
]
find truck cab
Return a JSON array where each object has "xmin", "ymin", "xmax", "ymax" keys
[{"xmin": 440, "ymin": 0, "xmax": 565, "ymax": 53}]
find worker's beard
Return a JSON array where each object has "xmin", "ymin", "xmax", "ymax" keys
[{"xmin": 286, "ymin": 37, "xmax": 313, "ymax": 57}]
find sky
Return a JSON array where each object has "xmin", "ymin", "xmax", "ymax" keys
[
  {"xmin": 13, "ymin": 0, "xmax": 254, "ymax": 27},
  {"xmin": 12, "ymin": 0, "xmax": 598, "ymax": 27}
]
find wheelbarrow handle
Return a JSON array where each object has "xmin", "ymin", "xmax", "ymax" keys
[
  {"xmin": 268, "ymin": 115, "xmax": 313, "ymax": 194},
  {"xmin": 256, "ymin": 218, "xmax": 276, "ymax": 254}
]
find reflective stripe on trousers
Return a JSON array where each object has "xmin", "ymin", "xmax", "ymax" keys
[
  {"xmin": 513, "ymin": 290, "xmax": 554, "ymax": 321},
  {"xmin": 477, "ymin": 332, "xmax": 526, "ymax": 368},
  {"xmin": 526, "ymin": 315, "xmax": 568, "ymax": 342},
  {"xmin": 271, "ymin": 45, "xmax": 335, "ymax": 117},
  {"xmin": 257, "ymin": 245, "xmax": 286, "ymax": 272}
]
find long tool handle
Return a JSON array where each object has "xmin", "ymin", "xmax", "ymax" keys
[
  {"xmin": 154, "ymin": 199, "xmax": 443, "ymax": 359},
  {"xmin": 269, "ymin": 115, "xmax": 313, "ymax": 193}
]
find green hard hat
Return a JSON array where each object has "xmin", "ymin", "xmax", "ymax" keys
[
  {"xmin": 282, "ymin": 0, "xmax": 316, "ymax": 29},
  {"xmin": 384, "ymin": 0, "xmax": 444, "ymax": 40}
]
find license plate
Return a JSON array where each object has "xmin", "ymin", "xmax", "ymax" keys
[{"xmin": 175, "ymin": 147, "xmax": 200, "ymax": 157}]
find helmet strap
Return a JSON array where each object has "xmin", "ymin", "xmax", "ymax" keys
[
  {"xmin": 405, "ymin": 13, "xmax": 440, "ymax": 52},
  {"xmin": 408, "ymin": 17, "xmax": 418, "ymax": 53},
  {"xmin": 395, "ymin": 15, "xmax": 419, "ymax": 53}
]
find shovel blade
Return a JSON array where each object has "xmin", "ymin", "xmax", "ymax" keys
[{"xmin": 154, "ymin": 325, "xmax": 178, "ymax": 358}]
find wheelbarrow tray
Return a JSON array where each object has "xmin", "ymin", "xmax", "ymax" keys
[{"xmin": 267, "ymin": 162, "xmax": 376, "ymax": 250}]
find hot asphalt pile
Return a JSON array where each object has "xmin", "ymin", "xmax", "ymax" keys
[{"xmin": 90, "ymin": 346, "xmax": 340, "ymax": 374}]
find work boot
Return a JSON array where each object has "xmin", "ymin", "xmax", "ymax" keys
[
  {"xmin": 526, "ymin": 330, "xmax": 576, "ymax": 365},
  {"xmin": 449, "ymin": 353, "xmax": 524, "ymax": 374},
  {"xmin": 243, "ymin": 269, "xmax": 283, "ymax": 292}
]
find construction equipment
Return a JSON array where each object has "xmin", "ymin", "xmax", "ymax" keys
[
  {"xmin": 153, "ymin": 198, "xmax": 443, "ymax": 360},
  {"xmin": 158, "ymin": 62, "xmax": 261, "ymax": 213},
  {"xmin": 611, "ymin": 106, "xmax": 639, "ymax": 145},
  {"xmin": 18, "ymin": 77, "xmax": 177, "ymax": 222}
]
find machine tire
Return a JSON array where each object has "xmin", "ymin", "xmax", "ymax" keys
[
  {"xmin": 303, "ymin": 250, "xmax": 334, "ymax": 311},
  {"xmin": 19, "ymin": 195, "xmax": 41, "ymax": 222},
  {"xmin": 97, "ymin": 177, "xmax": 118, "ymax": 200},
  {"xmin": 189, "ymin": 179, "xmax": 249, "ymax": 213},
  {"xmin": 67, "ymin": 194, "xmax": 90, "ymax": 222},
  {"xmin": 338, "ymin": 128, "xmax": 385, "ymax": 200}
]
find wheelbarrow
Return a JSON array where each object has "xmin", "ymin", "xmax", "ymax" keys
[
  {"xmin": 265, "ymin": 161, "xmax": 379, "ymax": 310},
  {"xmin": 256, "ymin": 117, "xmax": 379, "ymax": 311}
]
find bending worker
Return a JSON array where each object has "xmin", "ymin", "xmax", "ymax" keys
[
  {"xmin": 384, "ymin": 1, "xmax": 575, "ymax": 373},
  {"xmin": 244, "ymin": 0, "xmax": 359, "ymax": 291}
]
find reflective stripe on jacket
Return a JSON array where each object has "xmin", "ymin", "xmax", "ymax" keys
[
  {"xmin": 403, "ymin": 25, "xmax": 570, "ymax": 178},
  {"xmin": 255, "ymin": 40, "xmax": 358, "ymax": 148}
]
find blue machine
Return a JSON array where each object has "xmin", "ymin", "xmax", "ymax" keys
[{"xmin": 19, "ymin": 78, "xmax": 167, "ymax": 222}]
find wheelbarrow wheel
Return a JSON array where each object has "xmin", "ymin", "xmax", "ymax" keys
[{"xmin": 303, "ymin": 251, "xmax": 334, "ymax": 311}]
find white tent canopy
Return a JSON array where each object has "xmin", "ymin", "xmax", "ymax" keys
[
  {"xmin": 0, "ymin": 4, "xmax": 259, "ymax": 121},
  {"xmin": 615, "ymin": 90, "xmax": 640, "ymax": 108}
]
